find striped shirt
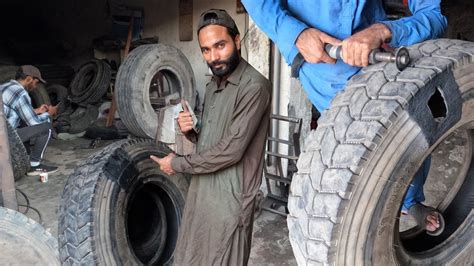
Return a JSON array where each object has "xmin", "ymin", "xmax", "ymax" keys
[{"xmin": 1, "ymin": 80, "xmax": 50, "ymax": 129}]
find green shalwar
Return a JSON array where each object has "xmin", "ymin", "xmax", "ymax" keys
[{"xmin": 171, "ymin": 59, "xmax": 271, "ymax": 266}]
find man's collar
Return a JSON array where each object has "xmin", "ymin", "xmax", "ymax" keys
[
  {"xmin": 226, "ymin": 59, "xmax": 247, "ymax": 85},
  {"xmin": 11, "ymin": 79, "xmax": 25, "ymax": 89},
  {"xmin": 211, "ymin": 59, "xmax": 248, "ymax": 89}
]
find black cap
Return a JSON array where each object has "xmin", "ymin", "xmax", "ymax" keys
[{"xmin": 197, "ymin": 9, "xmax": 240, "ymax": 35}]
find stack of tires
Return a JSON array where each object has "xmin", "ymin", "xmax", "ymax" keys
[
  {"xmin": 55, "ymin": 59, "xmax": 113, "ymax": 135},
  {"xmin": 58, "ymin": 44, "xmax": 197, "ymax": 265}
]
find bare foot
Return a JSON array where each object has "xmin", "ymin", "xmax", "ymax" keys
[{"xmin": 426, "ymin": 212, "xmax": 440, "ymax": 232}]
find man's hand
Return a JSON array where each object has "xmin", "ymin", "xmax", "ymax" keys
[
  {"xmin": 295, "ymin": 28, "xmax": 341, "ymax": 64},
  {"xmin": 150, "ymin": 153, "xmax": 176, "ymax": 175},
  {"xmin": 34, "ymin": 104, "xmax": 49, "ymax": 114},
  {"xmin": 341, "ymin": 23, "xmax": 392, "ymax": 67},
  {"xmin": 47, "ymin": 104, "xmax": 59, "ymax": 116},
  {"xmin": 177, "ymin": 100, "xmax": 194, "ymax": 134}
]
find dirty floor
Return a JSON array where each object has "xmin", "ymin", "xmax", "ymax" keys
[
  {"xmin": 14, "ymin": 136, "xmax": 296, "ymax": 265},
  {"xmin": 13, "ymin": 128, "xmax": 467, "ymax": 265}
]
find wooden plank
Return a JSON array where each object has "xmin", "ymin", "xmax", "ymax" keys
[
  {"xmin": 179, "ymin": 0, "xmax": 193, "ymax": 41},
  {"xmin": 106, "ymin": 16, "xmax": 134, "ymax": 127}
]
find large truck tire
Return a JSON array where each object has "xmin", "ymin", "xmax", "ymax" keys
[
  {"xmin": 0, "ymin": 206, "xmax": 59, "ymax": 264},
  {"xmin": 69, "ymin": 60, "xmax": 111, "ymax": 104},
  {"xmin": 115, "ymin": 44, "xmax": 196, "ymax": 139},
  {"xmin": 287, "ymin": 39, "xmax": 474, "ymax": 265},
  {"xmin": 58, "ymin": 139, "xmax": 189, "ymax": 265},
  {"xmin": 6, "ymin": 122, "xmax": 29, "ymax": 181}
]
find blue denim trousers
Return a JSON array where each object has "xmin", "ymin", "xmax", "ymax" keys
[{"xmin": 402, "ymin": 156, "xmax": 432, "ymax": 212}]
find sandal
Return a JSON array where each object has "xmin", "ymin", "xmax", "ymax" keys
[{"xmin": 408, "ymin": 203, "xmax": 445, "ymax": 236}]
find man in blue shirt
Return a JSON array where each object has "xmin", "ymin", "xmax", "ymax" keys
[
  {"xmin": 2, "ymin": 65, "xmax": 58, "ymax": 175},
  {"xmin": 242, "ymin": 0, "xmax": 447, "ymax": 234}
]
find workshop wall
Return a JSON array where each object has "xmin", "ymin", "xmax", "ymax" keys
[{"xmin": 0, "ymin": 0, "xmax": 112, "ymax": 67}]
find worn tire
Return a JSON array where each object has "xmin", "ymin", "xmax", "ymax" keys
[
  {"xmin": 288, "ymin": 39, "xmax": 474, "ymax": 265},
  {"xmin": 115, "ymin": 44, "xmax": 196, "ymax": 139},
  {"xmin": 67, "ymin": 105, "xmax": 99, "ymax": 134},
  {"xmin": 69, "ymin": 60, "xmax": 111, "ymax": 104},
  {"xmin": 6, "ymin": 122, "xmax": 29, "ymax": 181},
  {"xmin": 46, "ymin": 84, "xmax": 69, "ymax": 113},
  {"xmin": 59, "ymin": 139, "xmax": 189, "ymax": 265},
  {"xmin": 0, "ymin": 206, "xmax": 59, "ymax": 264},
  {"xmin": 29, "ymin": 83, "xmax": 51, "ymax": 108}
]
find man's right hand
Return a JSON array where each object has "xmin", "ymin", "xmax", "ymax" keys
[
  {"xmin": 47, "ymin": 104, "xmax": 59, "ymax": 116},
  {"xmin": 295, "ymin": 28, "xmax": 341, "ymax": 64},
  {"xmin": 34, "ymin": 104, "xmax": 49, "ymax": 114},
  {"xmin": 177, "ymin": 100, "xmax": 194, "ymax": 134}
]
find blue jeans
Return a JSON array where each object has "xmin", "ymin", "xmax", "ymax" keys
[{"xmin": 402, "ymin": 156, "xmax": 432, "ymax": 212}]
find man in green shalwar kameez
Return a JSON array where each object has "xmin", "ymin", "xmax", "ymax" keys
[{"xmin": 151, "ymin": 9, "xmax": 272, "ymax": 266}]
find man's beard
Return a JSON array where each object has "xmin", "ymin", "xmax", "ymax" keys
[{"xmin": 208, "ymin": 48, "xmax": 240, "ymax": 77}]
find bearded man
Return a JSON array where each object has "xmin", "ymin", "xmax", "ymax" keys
[{"xmin": 151, "ymin": 9, "xmax": 272, "ymax": 266}]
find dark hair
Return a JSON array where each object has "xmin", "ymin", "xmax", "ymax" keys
[
  {"xmin": 198, "ymin": 12, "xmax": 239, "ymax": 39},
  {"xmin": 15, "ymin": 68, "xmax": 28, "ymax": 81}
]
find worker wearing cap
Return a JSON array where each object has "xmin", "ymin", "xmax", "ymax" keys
[
  {"xmin": 151, "ymin": 9, "xmax": 271, "ymax": 265},
  {"xmin": 1, "ymin": 65, "xmax": 58, "ymax": 175}
]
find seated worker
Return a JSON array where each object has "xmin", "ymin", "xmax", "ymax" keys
[{"xmin": 1, "ymin": 65, "xmax": 58, "ymax": 175}]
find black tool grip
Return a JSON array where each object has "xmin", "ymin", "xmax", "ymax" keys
[{"xmin": 291, "ymin": 44, "xmax": 410, "ymax": 78}]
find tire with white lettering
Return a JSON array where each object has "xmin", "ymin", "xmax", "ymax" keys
[
  {"xmin": 59, "ymin": 139, "xmax": 189, "ymax": 265},
  {"xmin": 288, "ymin": 39, "xmax": 474, "ymax": 265},
  {"xmin": 0, "ymin": 206, "xmax": 59, "ymax": 264},
  {"xmin": 6, "ymin": 122, "xmax": 29, "ymax": 181},
  {"xmin": 115, "ymin": 44, "xmax": 196, "ymax": 139}
]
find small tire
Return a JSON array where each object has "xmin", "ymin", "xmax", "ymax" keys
[
  {"xmin": 46, "ymin": 84, "xmax": 69, "ymax": 113},
  {"xmin": 6, "ymin": 122, "xmax": 29, "ymax": 181},
  {"xmin": 115, "ymin": 44, "xmax": 196, "ymax": 139},
  {"xmin": 59, "ymin": 139, "xmax": 189, "ymax": 265},
  {"xmin": 288, "ymin": 39, "xmax": 474, "ymax": 265},
  {"xmin": 69, "ymin": 60, "xmax": 111, "ymax": 104},
  {"xmin": 67, "ymin": 105, "xmax": 99, "ymax": 134},
  {"xmin": 0, "ymin": 206, "xmax": 59, "ymax": 264}
]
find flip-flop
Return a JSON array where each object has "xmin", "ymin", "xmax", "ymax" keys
[{"xmin": 408, "ymin": 203, "xmax": 445, "ymax": 236}]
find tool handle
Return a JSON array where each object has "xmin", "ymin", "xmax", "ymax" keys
[
  {"xmin": 324, "ymin": 44, "xmax": 343, "ymax": 60},
  {"xmin": 324, "ymin": 44, "xmax": 410, "ymax": 70}
]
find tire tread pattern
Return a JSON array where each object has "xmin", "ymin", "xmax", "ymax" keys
[{"xmin": 287, "ymin": 39, "xmax": 474, "ymax": 265}]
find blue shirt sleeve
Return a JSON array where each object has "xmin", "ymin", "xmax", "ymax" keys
[
  {"xmin": 380, "ymin": 0, "xmax": 447, "ymax": 47},
  {"xmin": 241, "ymin": 0, "xmax": 308, "ymax": 65},
  {"xmin": 16, "ymin": 93, "xmax": 50, "ymax": 126}
]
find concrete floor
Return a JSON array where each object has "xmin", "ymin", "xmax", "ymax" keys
[
  {"xmin": 12, "ymin": 128, "xmax": 468, "ymax": 265},
  {"xmin": 14, "ymin": 136, "xmax": 296, "ymax": 265}
]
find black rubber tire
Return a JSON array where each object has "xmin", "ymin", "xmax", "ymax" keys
[
  {"xmin": 115, "ymin": 44, "xmax": 196, "ymax": 139},
  {"xmin": 46, "ymin": 84, "xmax": 69, "ymax": 113},
  {"xmin": 58, "ymin": 139, "xmax": 189, "ymax": 265},
  {"xmin": 69, "ymin": 60, "xmax": 111, "ymax": 104},
  {"xmin": 6, "ymin": 122, "xmax": 29, "ymax": 181},
  {"xmin": 29, "ymin": 83, "xmax": 51, "ymax": 108},
  {"xmin": 0, "ymin": 206, "xmax": 59, "ymax": 264},
  {"xmin": 67, "ymin": 105, "xmax": 99, "ymax": 134},
  {"xmin": 84, "ymin": 124, "xmax": 121, "ymax": 140},
  {"xmin": 288, "ymin": 39, "xmax": 474, "ymax": 265}
]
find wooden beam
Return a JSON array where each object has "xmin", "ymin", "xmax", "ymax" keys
[{"xmin": 179, "ymin": 0, "xmax": 193, "ymax": 41}]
